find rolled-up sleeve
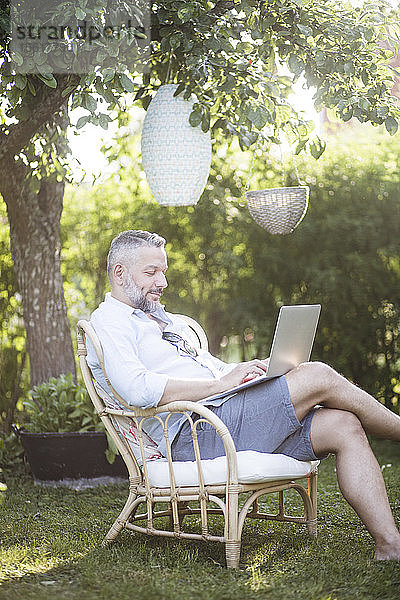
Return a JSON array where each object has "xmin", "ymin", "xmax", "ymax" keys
[{"xmin": 91, "ymin": 322, "xmax": 168, "ymax": 409}]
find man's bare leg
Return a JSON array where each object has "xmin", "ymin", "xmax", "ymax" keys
[
  {"xmin": 310, "ymin": 407, "xmax": 400, "ymax": 561},
  {"xmin": 285, "ymin": 361, "xmax": 400, "ymax": 440}
]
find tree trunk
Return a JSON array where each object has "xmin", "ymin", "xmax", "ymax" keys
[
  {"xmin": 1, "ymin": 157, "xmax": 76, "ymax": 387},
  {"xmin": 4, "ymin": 352, "xmax": 26, "ymax": 433}
]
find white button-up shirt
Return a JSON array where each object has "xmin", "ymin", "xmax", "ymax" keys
[{"xmin": 87, "ymin": 293, "xmax": 235, "ymax": 455}]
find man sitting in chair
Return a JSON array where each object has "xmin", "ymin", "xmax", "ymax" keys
[{"xmin": 88, "ymin": 229, "xmax": 400, "ymax": 561}]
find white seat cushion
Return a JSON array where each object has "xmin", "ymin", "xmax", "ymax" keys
[{"xmin": 146, "ymin": 450, "xmax": 319, "ymax": 487}]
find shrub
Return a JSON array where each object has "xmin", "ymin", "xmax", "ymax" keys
[{"xmin": 22, "ymin": 373, "xmax": 101, "ymax": 433}]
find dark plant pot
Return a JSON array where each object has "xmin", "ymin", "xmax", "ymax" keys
[{"xmin": 15, "ymin": 430, "xmax": 127, "ymax": 481}]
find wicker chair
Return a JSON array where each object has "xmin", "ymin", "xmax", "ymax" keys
[{"xmin": 76, "ymin": 316, "xmax": 318, "ymax": 569}]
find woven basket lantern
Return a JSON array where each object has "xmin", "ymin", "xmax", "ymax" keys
[
  {"xmin": 141, "ymin": 84, "xmax": 212, "ymax": 206},
  {"xmin": 246, "ymin": 185, "xmax": 309, "ymax": 235}
]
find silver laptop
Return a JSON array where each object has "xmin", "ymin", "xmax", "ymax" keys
[{"xmin": 202, "ymin": 304, "xmax": 321, "ymax": 402}]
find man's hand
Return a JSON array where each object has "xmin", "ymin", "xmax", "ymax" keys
[{"xmin": 219, "ymin": 359, "xmax": 268, "ymax": 389}]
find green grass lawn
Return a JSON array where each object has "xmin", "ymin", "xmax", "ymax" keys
[{"xmin": 1, "ymin": 439, "xmax": 399, "ymax": 600}]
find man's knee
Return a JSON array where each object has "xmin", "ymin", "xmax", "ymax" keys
[
  {"xmin": 303, "ymin": 361, "xmax": 348, "ymax": 400},
  {"xmin": 287, "ymin": 361, "xmax": 341, "ymax": 407},
  {"xmin": 311, "ymin": 408, "xmax": 366, "ymax": 455},
  {"xmin": 302, "ymin": 360, "xmax": 339, "ymax": 383}
]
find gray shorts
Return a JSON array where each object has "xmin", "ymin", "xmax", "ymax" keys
[{"xmin": 171, "ymin": 376, "xmax": 319, "ymax": 462}]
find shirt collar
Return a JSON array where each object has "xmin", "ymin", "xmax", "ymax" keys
[{"xmin": 104, "ymin": 292, "xmax": 172, "ymax": 325}]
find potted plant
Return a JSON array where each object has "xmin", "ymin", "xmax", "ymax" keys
[{"xmin": 13, "ymin": 373, "xmax": 126, "ymax": 482}]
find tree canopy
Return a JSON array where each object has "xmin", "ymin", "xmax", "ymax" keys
[{"xmin": 1, "ymin": 0, "xmax": 400, "ymax": 166}]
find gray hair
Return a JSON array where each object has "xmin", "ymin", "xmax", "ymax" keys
[{"xmin": 107, "ymin": 230, "xmax": 166, "ymax": 281}]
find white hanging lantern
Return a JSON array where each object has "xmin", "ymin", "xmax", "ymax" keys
[{"xmin": 141, "ymin": 84, "xmax": 212, "ymax": 206}]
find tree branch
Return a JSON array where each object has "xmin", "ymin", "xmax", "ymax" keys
[{"xmin": 0, "ymin": 73, "xmax": 79, "ymax": 163}]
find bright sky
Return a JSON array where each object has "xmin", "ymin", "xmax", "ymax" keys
[{"xmin": 68, "ymin": 109, "xmax": 120, "ymax": 182}]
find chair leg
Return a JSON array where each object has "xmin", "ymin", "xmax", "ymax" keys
[
  {"xmin": 102, "ymin": 491, "xmax": 137, "ymax": 545},
  {"xmin": 225, "ymin": 486, "xmax": 241, "ymax": 568},
  {"xmin": 225, "ymin": 540, "xmax": 241, "ymax": 569},
  {"xmin": 103, "ymin": 520, "xmax": 125, "ymax": 545},
  {"xmin": 307, "ymin": 518, "xmax": 318, "ymax": 538},
  {"xmin": 168, "ymin": 501, "xmax": 188, "ymax": 529},
  {"xmin": 307, "ymin": 471, "xmax": 318, "ymax": 538}
]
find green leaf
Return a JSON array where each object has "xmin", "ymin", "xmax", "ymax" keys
[
  {"xmin": 236, "ymin": 42, "xmax": 253, "ymax": 54},
  {"xmin": 37, "ymin": 74, "xmax": 57, "ymax": 88},
  {"xmin": 275, "ymin": 104, "xmax": 292, "ymax": 126},
  {"xmin": 12, "ymin": 52, "xmax": 23, "ymax": 66},
  {"xmin": 75, "ymin": 7, "xmax": 86, "ymax": 20},
  {"xmin": 297, "ymin": 24, "xmax": 313, "ymax": 37},
  {"xmin": 363, "ymin": 27, "xmax": 374, "ymax": 42},
  {"xmin": 69, "ymin": 408, "xmax": 84, "ymax": 419},
  {"xmin": 14, "ymin": 74, "xmax": 27, "ymax": 90},
  {"xmin": 189, "ymin": 109, "xmax": 202, "ymax": 127},
  {"xmin": 103, "ymin": 70, "xmax": 115, "ymax": 84},
  {"xmin": 141, "ymin": 95, "xmax": 152, "ymax": 110},
  {"xmin": 105, "ymin": 449, "xmax": 116, "ymax": 463},
  {"xmin": 76, "ymin": 115, "xmax": 90, "ymax": 129},
  {"xmin": 295, "ymin": 140, "xmax": 307, "ymax": 155},
  {"xmin": 177, "ymin": 6, "xmax": 194, "ymax": 22},
  {"xmin": 251, "ymin": 29, "xmax": 263, "ymax": 40},
  {"xmin": 288, "ymin": 54, "xmax": 305, "ymax": 76},
  {"xmin": 359, "ymin": 98, "xmax": 371, "ymax": 111},
  {"xmin": 248, "ymin": 106, "xmax": 269, "ymax": 130},
  {"xmin": 61, "ymin": 84, "xmax": 76, "ymax": 98},
  {"xmin": 108, "ymin": 43, "xmax": 120, "ymax": 58},
  {"xmin": 205, "ymin": 37, "xmax": 221, "ymax": 52},
  {"xmin": 27, "ymin": 79, "xmax": 36, "ymax": 96},
  {"xmin": 385, "ymin": 116, "xmax": 398, "ymax": 136},
  {"xmin": 377, "ymin": 106, "xmax": 388, "ymax": 117},
  {"xmin": 315, "ymin": 51, "xmax": 325, "ymax": 67},
  {"xmin": 83, "ymin": 93, "xmax": 97, "ymax": 113},
  {"xmin": 238, "ymin": 132, "xmax": 253, "ymax": 150},
  {"xmin": 361, "ymin": 70, "xmax": 369, "ymax": 85},
  {"xmin": 310, "ymin": 137, "xmax": 326, "ymax": 159},
  {"xmin": 169, "ymin": 33, "xmax": 181, "ymax": 50},
  {"xmin": 219, "ymin": 74, "xmax": 236, "ymax": 93},
  {"xmin": 173, "ymin": 83, "xmax": 186, "ymax": 97},
  {"xmin": 341, "ymin": 106, "xmax": 353, "ymax": 122},
  {"xmin": 209, "ymin": 57, "xmax": 226, "ymax": 68},
  {"xmin": 201, "ymin": 110, "xmax": 210, "ymax": 133},
  {"xmin": 119, "ymin": 73, "xmax": 135, "ymax": 93},
  {"xmin": 99, "ymin": 113, "xmax": 112, "ymax": 129},
  {"xmin": 211, "ymin": 117, "xmax": 227, "ymax": 132}
]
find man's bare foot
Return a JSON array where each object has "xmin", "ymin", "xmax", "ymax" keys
[{"xmin": 374, "ymin": 539, "xmax": 400, "ymax": 561}]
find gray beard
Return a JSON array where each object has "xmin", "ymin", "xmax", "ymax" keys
[{"xmin": 122, "ymin": 275, "xmax": 160, "ymax": 313}]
